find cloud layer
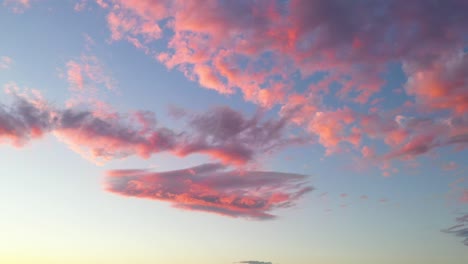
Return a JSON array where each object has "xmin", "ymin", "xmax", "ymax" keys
[{"xmin": 105, "ymin": 163, "xmax": 313, "ymax": 220}]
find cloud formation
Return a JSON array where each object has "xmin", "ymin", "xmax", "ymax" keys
[
  {"xmin": 105, "ymin": 163, "xmax": 313, "ymax": 220},
  {"xmin": 0, "ymin": 93, "xmax": 54, "ymax": 146},
  {"xmin": 1, "ymin": 91, "xmax": 301, "ymax": 165},
  {"xmin": 90, "ymin": 0, "xmax": 468, "ymax": 162},
  {"xmin": 237, "ymin": 261, "xmax": 272, "ymax": 264},
  {"xmin": 0, "ymin": 56, "xmax": 13, "ymax": 70},
  {"xmin": 2, "ymin": 0, "xmax": 30, "ymax": 13},
  {"xmin": 4, "ymin": 0, "xmax": 467, "ymax": 173},
  {"xmin": 178, "ymin": 107, "xmax": 306, "ymax": 165},
  {"xmin": 65, "ymin": 55, "xmax": 115, "ymax": 92},
  {"xmin": 443, "ymin": 214, "xmax": 468, "ymax": 246},
  {"xmin": 96, "ymin": 0, "xmax": 467, "ymax": 106}
]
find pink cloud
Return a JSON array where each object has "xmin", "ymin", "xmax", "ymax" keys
[
  {"xmin": 0, "ymin": 91, "xmax": 54, "ymax": 147},
  {"xmin": 1, "ymin": 92, "xmax": 301, "ymax": 166},
  {"xmin": 65, "ymin": 55, "xmax": 115, "ymax": 91},
  {"xmin": 104, "ymin": 163, "xmax": 313, "ymax": 220},
  {"xmin": 54, "ymin": 109, "xmax": 178, "ymax": 164},
  {"xmin": 3, "ymin": 0, "xmax": 30, "ymax": 13},
  {"xmin": 307, "ymin": 108, "xmax": 360, "ymax": 154},
  {"xmin": 66, "ymin": 61, "xmax": 85, "ymax": 90},
  {"xmin": 4, "ymin": 1, "xmax": 467, "ymax": 167},
  {"xmin": 0, "ymin": 56, "xmax": 13, "ymax": 70},
  {"xmin": 443, "ymin": 161, "xmax": 458, "ymax": 171},
  {"xmin": 55, "ymin": 105, "xmax": 299, "ymax": 165},
  {"xmin": 279, "ymin": 93, "xmax": 320, "ymax": 125},
  {"xmin": 358, "ymin": 113, "xmax": 468, "ymax": 161},
  {"xmin": 361, "ymin": 146, "xmax": 375, "ymax": 158},
  {"xmin": 405, "ymin": 52, "xmax": 468, "ymax": 115},
  {"xmin": 0, "ymin": 56, "xmax": 13, "ymax": 69},
  {"xmin": 94, "ymin": 0, "xmax": 468, "ymax": 161},
  {"xmin": 460, "ymin": 190, "xmax": 468, "ymax": 204},
  {"xmin": 74, "ymin": 0, "xmax": 87, "ymax": 11}
]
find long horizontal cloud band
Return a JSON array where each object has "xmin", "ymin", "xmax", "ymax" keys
[
  {"xmin": 1, "ymin": 90, "xmax": 467, "ymax": 167},
  {"xmin": 0, "ymin": 93, "xmax": 304, "ymax": 165},
  {"xmin": 105, "ymin": 163, "xmax": 313, "ymax": 220}
]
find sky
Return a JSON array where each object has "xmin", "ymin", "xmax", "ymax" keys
[{"xmin": 0, "ymin": 0, "xmax": 467, "ymax": 263}]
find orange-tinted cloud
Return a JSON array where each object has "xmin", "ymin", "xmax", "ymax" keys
[
  {"xmin": 105, "ymin": 163, "xmax": 313, "ymax": 220},
  {"xmin": 405, "ymin": 52, "xmax": 468, "ymax": 115}
]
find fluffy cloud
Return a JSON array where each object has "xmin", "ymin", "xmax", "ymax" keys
[
  {"xmin": 105, "ymin": 163, "xmax": 313, "ymax": 220},
  {"xmin": 0, "ymin": 93, "xmax": 54, "ymax": 146},
  {"xmin": 96, "ymin": 0, "xmax": 467, "ymax": 106},
  {"xmin": 92, "ymin": 0, "xmax": 468, "ymax": 161},
  {"xmin": 405, "ymin": 52, "xmax": 468, "ymax": 114}
]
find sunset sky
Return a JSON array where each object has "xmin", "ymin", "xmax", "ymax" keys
[{"xmin": 0, "ymin": 1, "xmax": 467, "ymax": 263}]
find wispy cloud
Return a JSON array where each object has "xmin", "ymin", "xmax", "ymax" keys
[
  {"xmin": 65, "ymin": 55, "xmax": 115, "ymax": 92},
  {"xmin": 0, "ymin": 56, "xmax": 13, "ymax": 70},
  {"xmin": 105, "ymin": 163, "xmax": 313, "ymax": 220},
  {"xmin": 443, "ymin": 214, "xmax": 468, "ymax": 246},
  {"xmin": 236, "ymin": 261, "xmax": 272, "ymax": 264},
  {"xmin": 3, "ymin": 0, "xmax": 30, "ymax": 13}
]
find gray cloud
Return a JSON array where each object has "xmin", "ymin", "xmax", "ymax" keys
[
  {"xmin": 236, "ymin": 261, "xmax": 272, "ymax": 264},
  {"xmin": 443, "ymin": 214, "xmax": 468, "ymax": 246}
]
